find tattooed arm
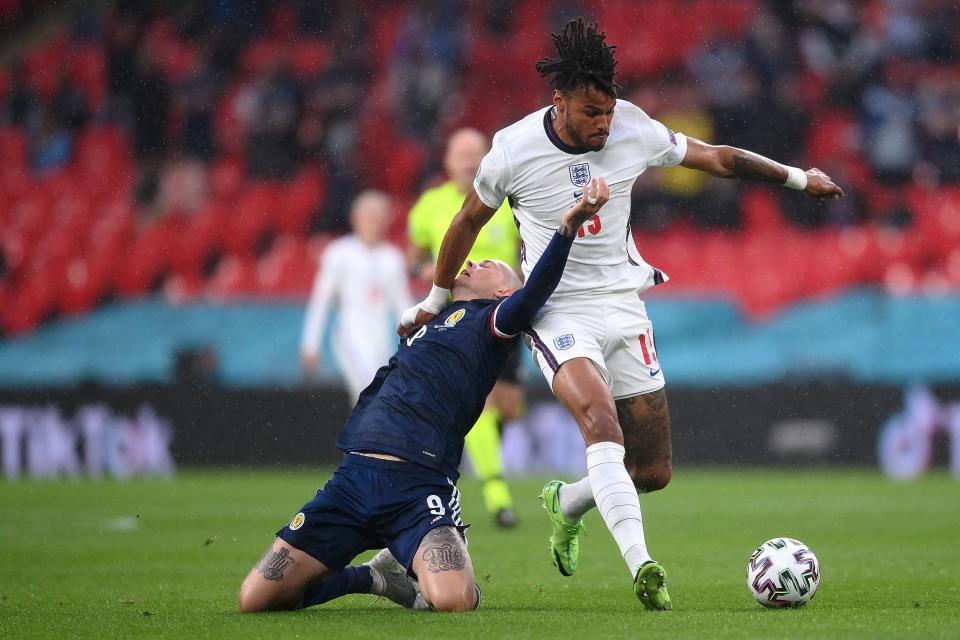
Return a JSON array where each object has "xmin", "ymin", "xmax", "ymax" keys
[{"xmin": 679, "ymin": 136, "xmax": 845, "ymax": 200}]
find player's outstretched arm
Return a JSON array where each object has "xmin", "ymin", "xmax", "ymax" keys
[
  {"xmin": 679, "ymin": 137, "xmax": 845, "ymax": 200},
  {"xmin": 494, "ymin": 178, "xmax": 609, "ymax": 337},
  {"xmin": 398, "ymin": 190, "xmax": 497, "ymax": 336}
]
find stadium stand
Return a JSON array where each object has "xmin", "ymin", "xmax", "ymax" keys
[
  {"xmin": 1, "ymin": 0, "xmax": 959, "ymax": 336},
  {"xmin": 2, "ymin": 291, "xmax": 959, "ymax": 388}
]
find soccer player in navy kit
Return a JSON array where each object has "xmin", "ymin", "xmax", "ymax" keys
[{"xmin": 237, "ymin": 179, "xmax": 610, "ymax": 614}]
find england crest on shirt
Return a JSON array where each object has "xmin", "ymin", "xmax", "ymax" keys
[
  {"xmin": 568, "ymin": 163, "xmax": 591, "ymax": 187},
  {"xmin": 554, "ymin": 334, "xmax": 576, "ymax": 350}
]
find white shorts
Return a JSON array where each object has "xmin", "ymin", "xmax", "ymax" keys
[
  {"xmin": 525, "ymin": 290, "xmax": 664, "ymax": 399},
  {"xmin": 333, "ymin": 330, "xmax": 392, "ymax": 403}
]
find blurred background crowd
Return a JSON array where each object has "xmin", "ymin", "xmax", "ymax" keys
[
  {"xmin": 0, "ymin": 0, "xmax": 957, "ymax": 365},
  {"xmin": 0, "ymin": 0, "xmax": 957, "ymax": 479},
  {"xmin": 1, "ymin": 0, "xmax": 958, "ymax": 335}
]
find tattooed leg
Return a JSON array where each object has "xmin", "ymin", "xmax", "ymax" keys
[
  {"xmin": 238, "ymin": 538, "xmax": 331, "ymax": 612},
  {"xmin": 411, "ymin": 527, "xmax": 478, "ymax": 612},
  {"xmin": 615, "ymin": 388, "xmax": 673, "ymax": 493},
  {"xmin": 256, "ymin": 547, "xmax": 295, "ymax": 581}
]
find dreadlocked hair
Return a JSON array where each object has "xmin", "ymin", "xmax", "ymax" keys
[{"xmin": 535, "ymin": 18, "xmax": 621, "ymax": 98}]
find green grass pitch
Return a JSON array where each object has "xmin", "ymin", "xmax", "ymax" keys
[{"xmin": 2, "ymin": 468, "xmax": 958, "ymax": 638}]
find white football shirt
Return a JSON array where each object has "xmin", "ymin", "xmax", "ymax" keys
[
  {"xmin": 301, "ymin": 235, "xmax": 411, "ymax": 360},
  {"xmin": 474, "ymin": 99, "xmax": 687, "ymax": 298}
]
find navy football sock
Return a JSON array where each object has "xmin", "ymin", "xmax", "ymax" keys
[{"xmin": 301, "ymin": 566, "xmax": 374, "ymax": 608}]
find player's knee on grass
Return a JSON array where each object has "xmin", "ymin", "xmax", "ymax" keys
[
  {"xmin": 238, "ymin": 577, "xmax": 299, "ymax": 613},
  {"xmin": 414, "ymin": 526, "xmax": 478, "ymax": 612},
  {"xmin": 422, "ymin": 582, "xmax": 479, "ymax": 612},
  {"xmin": 238, "ymin": 539, "xmax": 326, "ymax": 613},
  {"xmin": 626, "ymin": 460, "xmax": 672, "ymax": 493}
]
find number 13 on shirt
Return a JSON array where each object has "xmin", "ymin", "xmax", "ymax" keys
[{"xmin": 577, "ymin": 214, "xmax": 602, "ymax": 238}]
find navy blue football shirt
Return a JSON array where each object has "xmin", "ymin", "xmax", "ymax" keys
[{"xmin": 336, "ymin": 230, "xmax": 575, "ymax": 480}]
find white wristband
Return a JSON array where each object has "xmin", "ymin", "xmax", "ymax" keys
[
  {"xmin": 783, "ymin": 165, "xmax": 808, "ymax": 190},
  {"xmin": 423, "ymin": 284, "xmax": 451, "ymax": 314}
]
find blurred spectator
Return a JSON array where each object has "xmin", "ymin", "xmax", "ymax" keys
[
  {"xmin": 5, "ymin": 0, "xmax": 960, "ymax": 336},
  {"xmin": 108, "ymin": 17, "xmax": 170, "ymax": 161},
  {"xmin": 131, "ymin": 53, "xmax": 171, "ymax": 160},
  {"xmin": 639, "ymin": 75, "xmax": 744, "ymax": 229},
  {"xmin": 239, "ymin": 66, "xmax": 302, "ymax": 179},
  {"xmin": 483, "ymin": 0, "xmax": 513, "ymax": 36},
  {"xmin": 744, "ymin": 8, "xmax": 797, "ymax": 90},
  {"xmin": 797, "ymin": 0, "xmax": 884, "ymax": 107},
  {"xmin": 917, "ymin": 74, "xmax": 960, "ymax": 183},
  {"xmin": 52, "ymin": 74, "xmax": 89, "ymax": 133},
  {"xmin": 389, "ymin": 1, "xmax": 463, "ymax": 137},
  {"xmin": 154, "ymin": 156, "xmax": 209, "ymax": 216},
  {"xmin": 178, "ymin": 62, "xmax": 218, "ymax": 162},
  {"xmin": 861, "ymin": 59, "xmax": 919, "ymax": 183},
  {"xmin": 308, "ymin": 13, "xmax": 370, "ymax": 230},
  {"xmin": 28, "ymin": 109, "xmax": 72, "ymax": 174},
  {"xmin": 2, "ymin": 63, "xmax": 35, "ymax": 126},
  {"xmin": 300, "ymin": 190, "xmax": 412, "ymax": 403}
]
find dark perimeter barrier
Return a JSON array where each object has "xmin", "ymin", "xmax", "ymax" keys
[{"xmin": 1, "ymin": 383, "xmax": 958, "ymax": 479}]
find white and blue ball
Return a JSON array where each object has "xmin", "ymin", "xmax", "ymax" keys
[{"xmin": 746, "ymin": 537, "xmax": 820, "ymax": 608}]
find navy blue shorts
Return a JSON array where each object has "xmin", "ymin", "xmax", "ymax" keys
[{"xmin": 277, "ymin": 454, "xmax": 468, "ymax": 575}]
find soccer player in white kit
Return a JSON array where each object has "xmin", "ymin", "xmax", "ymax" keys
[
  {"xmin": 301, "ymin": 190, "xmax": 412, "ymax": 403},
  {"xmin": 399, "ymin": 19, "xmax": 844, "ymax": 610}
]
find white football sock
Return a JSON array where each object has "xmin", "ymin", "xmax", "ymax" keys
[
  {"xmin": 558, "ymin": 476, "xmax": 595, "ymax": 521},
  {"xmin": 587, "ymin": 441, "xmax": 651, "ymax": 575}
]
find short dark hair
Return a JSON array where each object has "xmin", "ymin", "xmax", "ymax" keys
[{"xmin": 535, "ymin": 18, "xmax": 620, "ymax": 98}]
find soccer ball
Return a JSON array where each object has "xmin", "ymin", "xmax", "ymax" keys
[{"xmin": 746, "ymin": 537, "xmax": 820, "ymax": 608}]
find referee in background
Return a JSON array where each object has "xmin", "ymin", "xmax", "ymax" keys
[{"xmin": 407, "ymin": 128, "xmax": 523, "ymax": 528}]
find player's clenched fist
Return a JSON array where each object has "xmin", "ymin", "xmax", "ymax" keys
[
  {"xmin": 804, "ymin": 168, "xmax": 844, "ymax": 200},
  {"xmin": 398, "ymin": 286, "xmax": 446, "ymax": 337},
  {"xmin": 561, "ymin": 177, "xmax": 609, "ymax": 236}
]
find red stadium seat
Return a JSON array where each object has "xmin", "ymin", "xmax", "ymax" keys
[
  {"xmin": 740, "ymin": 188, "xmax": 786, "ymax": 234},
  {"xmin": 240, "ymin": 39, "xmax": 285, "ymax": 75},
  {"xmin": 114, "ymin": 216, "xmax": 185, "ymax": 297},
  {"xmin": 633, "ymin": 227, "xmax": 707, "ymax": 293},
  {"xmin": 945, "ymin": 249, "xmax": 960, "ymax": 288},
  {"xmin": 910, "ymin": 187, "xmax": 960, "ymax": 262},
  {"xmin": 59, "ymin": 256, "xmax": 103, "ymax": 315},
  {"xmin": 3, "ymin": 280, "xmax": 55, "ymax": 335},
  {"xmin": 5, "ymin": 2, "xmax": 958, "ymax": 331},
  {"xmin": 163, "ymin": 271, "xmax": 206, "ymax": 304},
  {"xmin": 289, "ymin": 40, "xmax": 332, "ymax": 81},
  {"xmin": 205, "ymin": 254, "xmax": 258, "ymax": 299},
  {"xmin": 73, "ymin": 127, "xmax": 134, "ymax": 199},
  {"xmin": 257, "ymin": 234, "xmax": 315, "ymax": 297},
  {"xmin": 278, "ymin": 165, "xmax": 327, "ymax": 234},
  {"xmin": 805, "ymin": 229, "xmax": 861, "ymax": 296},
  {"xmin": 224, "ymin": 182, "xmax": 281, "ymax": 254},
  {"xmin": 169, "ymin": 204, "xmax": 227, "ymax": 276},
  {"xmin": 210, "ymin": 157, "xmax": 245, "ymax": 202},
  {"xmin": 23, "ymin": 32, "xmax": 68, "ymax": 99},
  {"xmin": 0, "ymin": 128, "xmax": 28, "ymax": 170},
  {"xmin": 379, "ymin": 142, "xmax": 426, "ymax": 195},
  {"xmin": 67, "ymin": 44, "xmax": 107, "ymax": 108},
  {"xmin": 142, "ymin": 20, "xmax": 199, "ymax": 82}
]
